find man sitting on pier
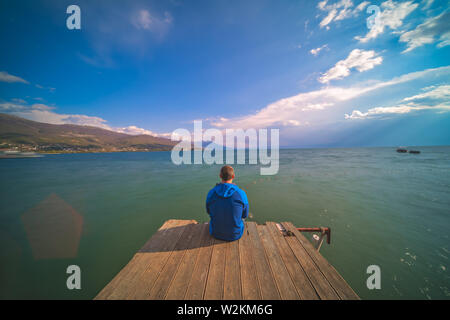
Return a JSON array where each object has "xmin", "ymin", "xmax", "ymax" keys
[{"xmin": 206, "ymin": 165, "xmax": 249, "ymax": 241}]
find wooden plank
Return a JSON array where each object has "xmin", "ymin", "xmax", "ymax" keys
[
  {"xmin": 257, "ymin": 225, "xmax": 299, "ymax": 300},
  {"xmin": 95, "ymin": 253, "xmax": 142, "ymax": 300},
  {"xmin": 148, "ymin": 223, "xmax": 201, "ymax": 299},
  {"xmin": 239, "ymin": 224, "xmax": 261, "ymax": 300},
  {"xmin": 223, "ymin": 238, "xmax": 241, "ymax": 300},
  {"xmin": 282, "ymin": 222, "xmax": 359, "ymax": 300},
  {"xmin": 246, "ymin": 222, "xmax": 280, "ymax": 300},
  {"xmin": 164, "ymin": 223, "xmax": 208, "ymax": 299},
  {"xmin": 272, "ymin": 222, "xmax": 339, "ymax": 300},
  {"xmin": 266, "ymin": 222, "xmax": 330, "ymax": 300},
  {"xmin": 265, "ymin": 222, "xmax": 320, "ymax": 300},
  {"xmin": 125, "ymin": 221, "xmax": 197, "ymax": 299},
  {"xmin": 184, "ymin": 224, "xmax": 215, "ymax": 300},
  {"xmin": 139, "ymin": 219, "xmax": 195, "ymax": 252},
  {"xmin": 120, "ymin": 221, "xmax": 193, "ymax": 300},
  {"xmin": 95, "ymin": 220, "xmax": 181, "ymax": 299},
  {"xmin": 204, "ymin": 237, "xmax": 227, "ymax": 300},
  {"xmin": 95, "ymin": 219, "xmax": 188, "ymax": 299},
  {"xmin": 96, "ymin": 220, "xmax": 358, "ymax": 301}
]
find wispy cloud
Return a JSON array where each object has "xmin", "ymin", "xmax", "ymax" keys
[
  {"xmin": 344, "ymin": 102, "xmax": 450, "ymax": 119},
  {"xmin": 79, "ymin": 5, "xmax": 174, "ymax": 68},
  {"xmin": 345, "ymin": 84, "xmax": 450, "ymax": 119},
  {"xmin": 206, "ymin": 66, "xmax": 450, "ymax": 130},
  {"xmin": 0, "ymin": 71, "xmax": 29, "ymax": 84},
  {"xmin": 421, "ymin": 0, "xmax": 434, "ymax": 11},
  {"xmin": 402, "ymin": 84, "xmax": 450, "ymax": 101},
  {"xmin": 35, "ymin": 84, "xmax": 55, "ymax": 92},
  {"xmin": 310, "ymin": 44, "xmax": 328, "ymax": 56},
  {"xmin": 11, "ymin": 98, "xmax": 27, "ymax": 104},
  {"xmin": 317, "ymin": 0, "xmax": 369, "ymax": 29},
  {"xmin": 0, "ymin": 71, "xmax": 56, "ymax": 93},
  {"xmin": 318, "ymin": 49, "xmax": 382, "ymax": 83},
  {"xmin": 132, "ymin": 10, "xmax": 153, "ymax": 30},
  {"xmin": 355, "ymin": 0, "xmax": 418, "ymax": 42},
  {"xmin": 131, "ymin": 9, "xmax": 173, "ymax": 31},
  {"xmin": 399, "ymin": 11, "xmax": 450, "ymax": 53}
]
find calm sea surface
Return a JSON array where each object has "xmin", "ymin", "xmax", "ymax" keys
[{"xmin": 0, "ymin": 147, "xmax": 449, "ymax": 299}]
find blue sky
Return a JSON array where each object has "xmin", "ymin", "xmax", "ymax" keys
[{"xmin": 0, "ymin": 0, "xmax": 449, "ymax": 147}]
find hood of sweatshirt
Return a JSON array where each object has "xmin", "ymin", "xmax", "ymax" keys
[{"xmin": 212, "ymin": 183, "xmax": 238, "ymax": 198}]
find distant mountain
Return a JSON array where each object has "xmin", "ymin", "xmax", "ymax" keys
[{"xmin": 0, "ymin": 113, "xmax": 177, "ymax": 153}]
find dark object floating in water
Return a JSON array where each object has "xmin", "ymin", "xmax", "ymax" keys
[{"xmin": 396, "ymin": 147, "xmax": 421, "ymax": 154}]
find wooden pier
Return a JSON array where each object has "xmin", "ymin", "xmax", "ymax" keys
[{"xmin": 95, "ymin": 220, "xmax": 359, "ymax": 300}]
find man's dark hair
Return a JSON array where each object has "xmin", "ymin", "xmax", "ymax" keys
[{"xmin": 220, "ymin": 165, "xmax": 234, "ymax": 181}]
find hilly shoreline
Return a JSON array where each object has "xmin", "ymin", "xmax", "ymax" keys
[{"xmin": 0, "ymin": 113, "xmax": 176, "ymax": 153}]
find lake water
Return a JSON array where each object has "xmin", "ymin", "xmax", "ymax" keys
[{"xmin": 0, "ymin": 147, "xmax": 449, "ymax": 299}]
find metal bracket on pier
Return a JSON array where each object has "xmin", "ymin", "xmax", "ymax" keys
[
  {"xmin": 275, "ymin": 224, "xmax": 331, "ymax": 251},
  {"xmin": 296, "ymin": 227, "xmax": 331, "ymax": 251}
]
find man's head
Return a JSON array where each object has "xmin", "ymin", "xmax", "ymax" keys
[{"xmin": 220, "ymin": 165, "xmax": 235, "ymax": 183}]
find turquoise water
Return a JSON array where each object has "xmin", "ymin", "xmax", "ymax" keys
[{"xmin": 0, "ymin": 147, "xmax": 449, "ymax": 299}]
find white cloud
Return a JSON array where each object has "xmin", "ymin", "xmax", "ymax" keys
[
  {"xmin": 206, "ymin": 65, "xmax": 450, "ymax": 130},
  {"xmin": 355, "ymin": 0, "xmax": 418, "ymax": 42},
  {"xmin": 11, "ymin": 98, "xmax": 27, "ymax": 104},
  {"xmin": 0, "ymin": 71, "xmax": 29, "ymax": 84},
  {"xmin": 320, "ymin": 8, "xmax": 339, "ymax": 28},
  {"xmin": 344, "ymin": 102, "xmax": 450, "ymax": 119},
  {"xmin": 310, "ymin": 44, "xmax": 328, "ymax": 56},
  {"xmin": 283, "ymin": 120, "xmax": 301, "ymax": 126},
  {"xmin": 131, "ymin": 9, "xmax": 172, "ymax": 32},
  {"xmin": 318, "ymin": 0, "xmax": 369, "ymax": 28},
  {"xmin": 115, "ymin": 125, "xmax": 159, "ymax": 136},
  {"xmin": 318, "ymin": 1, "xmax": 328, "ymax": 11},
  {"xmin": 319, "ymin": 49, "xmax": 382, "ymax": 83},
  {"xmin": 399, "ymin": 11, "xmax": 450, "ymax": 52},
  {"xmin": 335, "ymin": 1, "xmax": 369, "ymax": 21},
  {"xmin": 301, "ymin": 103, "xmax": 334, "ymax": 111},
  {"xmin": 13, "ymin": 108, "xmax": 112, "ymax": 128},
  {"xmin": 345, "ymin": 105, "xmax": 410, "ymax": 119},
  {"xmin": 421, "ymin": 0, "xmax": 434, "ymax": 10},
  {"xmin": 0, "ymin": 102, "xmax": 27, "ymax": 112},
  {"xmin": 79, "ymin": 6, "xmax": 174, "ymax": 68},
  {"xmin": 35, "ymin": 84, "xmax": 55, "ymax": 92},
  {"xmin": 355, "ymin": 1, "xmax": 371, "ymax": 12},
  {"xmin": 31, "ymin": 104, "xmax": 55, "ymax": 111},
  {"xmin": 2, "ymin": 103, "xmax": 165, "ymax": 137},
  {"xmin": 345, "ymin": 84, "xmax": 450, "ymax": 119},
  {"xmin": 132, "ymin": 10, "xmax": 152, "ymax": 30},
  {"xmin": 403, "ymin": 84, "xmax": 450, "ymax": 101}
]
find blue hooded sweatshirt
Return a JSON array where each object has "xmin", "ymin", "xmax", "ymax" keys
[{"xmin": 206, "ymin": 183, "xmax": 249, "ymax": 241}]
